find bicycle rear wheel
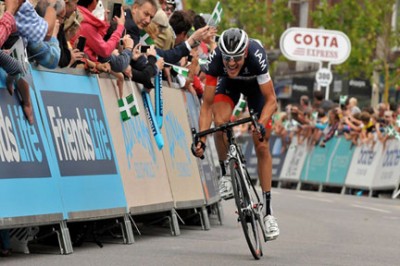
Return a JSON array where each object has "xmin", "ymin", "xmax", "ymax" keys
[{"xmin": 229, "ymin": 159, "xmax": 262, "ymax": 260}]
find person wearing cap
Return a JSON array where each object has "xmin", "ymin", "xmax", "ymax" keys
[{"xmin": 150, "ymin": 9, "xmax": 174, "ymax": 50}]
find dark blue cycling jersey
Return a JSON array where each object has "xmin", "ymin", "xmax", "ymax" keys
[{"xmin": 203, "ymin": 39, "xmax": 272, "ymax": 117}]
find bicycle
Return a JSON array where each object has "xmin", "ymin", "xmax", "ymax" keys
[{"xmin": 191, "ymin": 111, "xmax": 268, "ymax": 260}]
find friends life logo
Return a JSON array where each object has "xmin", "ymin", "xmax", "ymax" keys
[
  {"xmin": 165, "ymin": 112, "xmax": 192, "ymax": 177},
  {"xmin": 42, "ymin": 91, "xmax": 117, "ymax": 176},
  {"xmin": 122, "ymin": 115, "xmax": 157, "ymax": 178},
  {"xmin": 0, "ymin": 89, "xmax": 51, "ymax": 179}
]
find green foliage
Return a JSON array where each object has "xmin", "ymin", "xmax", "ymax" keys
[
  {"xmin": 185, "ymin": 0, "xmax": 399, "ymax": 102},
  {"xmin": 311, "ymin": 0, "xmax": 397, "ymax": 79},
  {"xmin": 311, "ymin": 0, "xmax": 398, "ymax": 102},
  {"xmin": 185, "ymin": 0, "xmax": 293, "ymax": 49}
]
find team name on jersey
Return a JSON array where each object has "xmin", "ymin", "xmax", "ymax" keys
[{"xmin": 254, "ymin": 49, "xmax": 267, "ymax": 72}]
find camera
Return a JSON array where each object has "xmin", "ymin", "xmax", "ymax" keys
[
  {"xmin": 76, "ymin": 36, "xmax": 86, "ymax": 52},
  {"xmin": 112, "ymin": 3, "xmax": 122, "ymax": 18},
  {"xmin": 140, "ymin": 45, "xmax": 150, "ymax": 53}
]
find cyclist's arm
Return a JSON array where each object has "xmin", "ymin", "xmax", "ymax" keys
[
  {"xmin": 258, "ymin": 77, "xmax": 278, "ymax": 126},
  {"xmin": 198, "ymin": 74, "xmax": 217, "ymax": 143}
]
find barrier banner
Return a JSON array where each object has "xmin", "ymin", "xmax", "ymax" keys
[
  {"xmin": 183, "ymin": 91, "xmax": 219, "ymax": 204},
  {"xmin": 327, "ymin": 138, "xmax": 354, "ymax": 185},
  {"xmin": 345, "ymin": 143, "xmax": 382, "ymax": 190},
  {"xmin": 0, "ymin": 70, "xmax": 64, "ymax": 227},
  {"xmin": 31, "ymin": 69, "xmax": 127, "ymax": 220},
  {"xmin": 300, "ymin": 138, "xmax": 336, "ymax": 183},
  {"xmin": 238, "ymin": 134, "xmax": 287, "ymax": 182},
  {"xmin": 237, "ymin": 134, "xmax": 258, "ymax": 180},
  {"xmin": 279, "ymin": 138, "xmax": 308, "ymax": 181},
  {"xmin": 98, "ymin": 78, "xmax": 174, "ymax": 215},
  {"xmin": 161, "ymin": 88, "xmax": 205, "ymax": 209},
  {"xmin": 269, "ymin": 134, "xmax": 287, "ymax": 180},
  {"xmin": 372, "ymin": 140, "xmax": 400, "ymax": 190}
]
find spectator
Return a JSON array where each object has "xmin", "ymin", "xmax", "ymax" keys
[
  {"xmin": 152, "ymin": 9, "xmax": 174, "ymax": 50},
  {"xmin": 72, "ymin": 0, "xmax": 125, "ymax": 62},
  {"xmin": 0, "ymin": 0, "xmax": 22, "ymax": 45},
  {"xmin": 57, "ymin": 0, "xmax": 85, "ymax": 68},
  {"xmin": 319, "ymin": 109, "xmax": 340, "ymax": 148},
  {"xmin": 300, "ymin": 95, "xmax": 312, "ymax": 114},
  {"xmin": 124, "ymin": 0, "xmax": 210, "ymax": 65},
  {"xmin": 0, "ymin": 0, "xmax": 34, "ymax": 124},
  {"xmin": 169, "ymin": 10, "xmax": 192, "ymax": 46},
  {"xmin": 348, "ymin": 97, "xmax": 361, "ymax": 114},
  {"xmin": 313, "ymin": 90, "xmax": 334, "ymax": 114},
  {"xmin": 165, "ymin": 0, "xmax": 175, "ymax": 18}
]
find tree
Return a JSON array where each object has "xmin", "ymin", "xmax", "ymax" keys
[
  {"xmin": 184, "ymin": 0, "xmax": 293, "ymax": 49},
  {"xmin": 311, "ymin": 0, "xmax": 399, "ymax": 103}
]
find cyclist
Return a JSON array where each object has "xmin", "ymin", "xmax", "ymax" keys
[{"xmin": 192, "ymin": 28, "xmax": 279, "ymax": 241}]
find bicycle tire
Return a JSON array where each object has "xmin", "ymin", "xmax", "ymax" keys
[
  {"xmin": 229, "ymin": 159, "xmax": 263, "ymax": 259},
  {"xmin": 243, "ymin": 167, "xmax": 267, "ymax": 243}
]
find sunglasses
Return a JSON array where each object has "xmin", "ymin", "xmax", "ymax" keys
[
  {"xmin": 166, "ymin": 7, "xmax": 175, "ymax": 12},
  {"xmin": 222, "ymin": 53, "xmax": 244, "ymax": 62}
]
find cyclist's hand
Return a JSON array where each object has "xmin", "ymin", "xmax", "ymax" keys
[
  {"xmin": 191, "ymin": 140, "xmax": 206, "ymax": 158},
  {"xmin": 251, "ymin": 122, "xmax": 266, "ymax": 141}
]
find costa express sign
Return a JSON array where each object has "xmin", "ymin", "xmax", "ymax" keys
[{"xmin": 280, "ymin": 27, "xmax": 351, "ymax": 64}]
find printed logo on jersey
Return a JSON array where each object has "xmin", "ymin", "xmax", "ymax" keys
[{"xmin": 254, "ymin": 49, "xmax": 267, "ymax": 72}]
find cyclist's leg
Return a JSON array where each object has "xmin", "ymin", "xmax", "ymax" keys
[
  {"xmin": 213, "ymin": 77, "xmax": 241, "ymax": 163},
  {"xmin": 244, "ymin": 82, "xmax": 279, "ymax": 240},
  {"xmin": 213, "ymin": 78, "xmax": 241, "ymax": 199}
]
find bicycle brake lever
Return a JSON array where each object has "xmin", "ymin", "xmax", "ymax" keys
[
  {"xmin": 250, "ymin": 111, "xmax": 264, "ymax": 142},
  {"xmin": 191, "ymin": 128, "xmax": 205, "ymax": 160}
]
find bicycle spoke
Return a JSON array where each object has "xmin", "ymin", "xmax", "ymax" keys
[{"xmin": 230, "ymin": 159, "xmax": 262, "ymax": 259}]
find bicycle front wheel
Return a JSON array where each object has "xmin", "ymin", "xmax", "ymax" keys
[{"xmin": 229, "ymin": 159, "xmax": 262, "ymax": 260}]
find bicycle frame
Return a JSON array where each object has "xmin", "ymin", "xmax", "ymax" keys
[
  {"xmin": 224, "ymin": 127, "xmax": 267, "ymax": 242},
  {"xmin": 192, "ymin": 111, "xmax": 268, "ymax": 258}
]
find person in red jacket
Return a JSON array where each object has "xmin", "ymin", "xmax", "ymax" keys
[{"xmin": 71, "ymin": 0, "xmax": 125, "ymax": 62}]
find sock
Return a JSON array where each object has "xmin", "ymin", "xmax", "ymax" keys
[
  {"xmin": 263, "ymin": 191, "xmax": 271, "ymax": 216},
  {"xmin": 219, "ymin": 160, "xmax": 226, "ymax": 176}
]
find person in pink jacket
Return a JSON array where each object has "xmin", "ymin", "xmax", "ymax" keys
[{"xmin": 71, "ymin": 0, "xmax": 125, "ymax": 62}]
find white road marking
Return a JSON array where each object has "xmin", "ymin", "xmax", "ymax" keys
[
  {"xmin": 351, "ymin": 204, "xmax": 391, "ymax": 214},
  {"xmin": 295, "ymin": 195, "xmax": 334, "ymax": 203}
]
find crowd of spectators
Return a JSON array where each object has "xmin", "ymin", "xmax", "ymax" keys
[
  {"xmin": 0, "ymin": 0, "xmax": 216, "ymax": 125},
  {"xmin": 271, "ymin": 91, "xmax": 400, "ymax": 153}
]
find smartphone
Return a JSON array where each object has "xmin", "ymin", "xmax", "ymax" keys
[
  {"xmin": 112, "ymin": 3, "xmax": 122, "ymax": 18},
  {"xmin": 76, "ymin": 36, "xmax": 86, "ymax": 52},
  {"xmin": 140, "ymin": 45, "xmax": 150, "ymax": 53},
  {"xmin": 187, "ymin": 54, "xmax": 193, "ymax": 62},
  {"xmin": 215, "ymin": 35, "xmax": 220, "ymax": 42}
]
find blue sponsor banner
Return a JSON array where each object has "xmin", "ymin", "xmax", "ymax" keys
[
  {"xmin": 0, "ymin": 70, "xmax": 63, "ymax": 220},
  {"xmin": 31, "ymin": 70, "xmax": 126, "ymax": 216},
  {"xmin": 328, "ymin": 138, "xmax": 354, "ymax": 185}
]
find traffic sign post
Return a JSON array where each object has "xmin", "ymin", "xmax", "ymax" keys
[
  {"xmin": 280, "ymin": 27, "xmax": 351, "ymax": 100},
  {"xmin": 315, "ymin": 65, "xmax": 333, "ymax": 99}
]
